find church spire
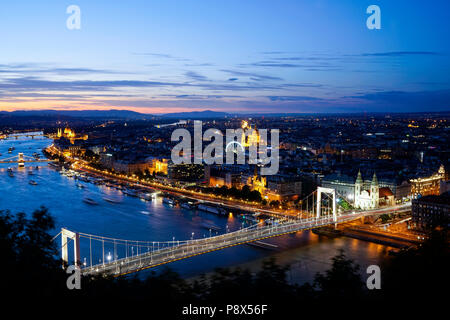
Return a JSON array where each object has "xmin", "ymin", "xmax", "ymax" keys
[
  {"xmin": 371, "ymin": 172, "xmax": 378, "ymax": 185},
  {"xmin": 356, "ymin": 170, "xmax": 363, "ymax": 184}
]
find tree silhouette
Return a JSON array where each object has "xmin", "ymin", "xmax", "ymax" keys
[{"xmin": 313, "ymin": 249, "xmax": 364, "ymax": 301}]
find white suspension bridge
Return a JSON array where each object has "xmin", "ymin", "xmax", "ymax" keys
[{"xmin": 57, "ymin": 187, "xmax": 409, "ymax": 277}]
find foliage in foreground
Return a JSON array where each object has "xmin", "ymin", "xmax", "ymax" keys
[{"xmin": 0, "ymin": 207, "xmax": 448, "ymax": 315}]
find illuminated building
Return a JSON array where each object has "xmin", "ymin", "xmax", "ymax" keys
[
  {"xmin": 354, "ymin": 171, "xmax": 379, "ymax": 210},
  {"xmin": 206, "ymin": 165, "xmax": 244, "ymax": 188},
  {"xmin": 378, "ymin": 187, "xmax": 395, "ymax": 206},
  {"xmin": 242, "ymin": 169, "xmax": 302, "ymax": 202},
  {"xmin": 56, "ymin": 127, "xmax": 88, "ymax": 144},
  {"xmin": 265, "ymin": 175, "xmax": 302, "ymax": 202},
  {"xmin": 99, "ymin": 155, "xmax": 168, "ymax": 176},
  {"xmin": 321, "ymin": 173, "xmax": 355, "ymax": 202},
  {"xmin": 209, "ymin": 175, "xmax": 227, "ymax": 188},
  {"xmin": 168, "ymin": 163, "xmax": 204, "ymax": 182},
  {"xmin": 240, "ymin": 120, "xmax": 260, "ymax": 148},
  {"xmin": 246, "ymin": 174, "xmax": 266, "ymax": 195},
  {"xmin": 410, "ymin": 165, "xmax": 445, "ymax": 197},
  {"xmin": 241, "ymin": 166, "xmax": 266, "ymax": 194},
  {"xmin": 148, "ymin": 158, "xmax": 168, "ymax": 175},
  {"xmin": 322, "ymin": 171, "xmax": 410, "ymax": 205}
]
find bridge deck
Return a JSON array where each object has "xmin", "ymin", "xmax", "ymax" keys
[
  {"xmin": 81, "ymin": 214, "xmax": 361, "ymax": 277},
  {"xmin": 0, "ymin": 160, "xmax": 54, "ymax": 163}
]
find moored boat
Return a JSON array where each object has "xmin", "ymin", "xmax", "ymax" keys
[
  {"xmin": 197, "ymin": 204, "xmax": 226, "ymax": 215},
  {"xmin": 162, "ymin": 198, "xmax": 175, "ymax": 206},
  {"xmin": 123, "ymin": 189, "xmax": 138, "ymax": 197},
  {"xmin": 180, "ymin": 202, "xmax": 194, "ymax": 209},
  {"xmin": 138, "ymin": 192, "xmax": 153, "ymax": 201}
]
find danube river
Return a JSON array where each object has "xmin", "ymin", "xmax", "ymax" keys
[{"xmin": 0, "ymin": 133, "xmax": 392, "ymax": 283}]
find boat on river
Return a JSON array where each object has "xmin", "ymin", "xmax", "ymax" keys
[
  {"xmin": 83, "ymin": 197, "xmax": 99, "ymax": 205},
  {"xmin": 163, "ymin": 198, "xmax": 175, "ymax": 206},
  {"xmin": 197, "ymin": 204, "xmax": 226, "ymax": 216},
  {"xmin": 123, "ymin": 189, "xmax": 138, "ymax": 197},
  {"xmin": 103, "ymin": 197, "xmax": 121, "ymax": 204},
  {"xmin": 181, "ymin": 201, "xmax": 196, "ymax": 209},
  {"xmin": 29, "ymin": 180, "xmax": 38, "ymax": 185},
  {"xmin": 138, "ymin": 192, "xmax": 153, "ymax": 201}
]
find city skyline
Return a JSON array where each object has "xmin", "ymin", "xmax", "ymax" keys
[
  {"xmin": 1, "ymin": 0, "xmax": 449, "ymax": 114},
  {"xmin": 0, "ymin": 2, "xmax": 448, "ymax": 311}
]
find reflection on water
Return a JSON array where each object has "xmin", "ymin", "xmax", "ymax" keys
[{"xmin": 0, "ymin": 134, "xmax": 392, "ymax": 283}]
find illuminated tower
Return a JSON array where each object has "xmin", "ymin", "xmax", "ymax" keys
[
  {"xmin": 241, "ymin": 121, "xmax": 260, "ymax": 148},
  {"xmin": 354, "ymin": 170, "xmax": 362, "ymax": 207},
  {"xmin": 370, "ymin": 172, "xmax": 379, "ymax": 208}
]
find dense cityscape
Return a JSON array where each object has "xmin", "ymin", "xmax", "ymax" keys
[
  {"xmin": 0, "ymin": 110, "xmax": 448, "ymax": 314},
  {"xmin": 1, "ymin": 110, "xmax": 449, "ymax": 246}
]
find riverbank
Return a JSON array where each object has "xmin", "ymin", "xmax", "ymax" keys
[
  {"xmin": 0, "ymin": 134, "xmax": 398, "ymax": 283},
  {"xmin": 313, "ymin": 224, "xmax": 421, "ymax": 249},
  {"xmin": 72, "ymin": 161, "xmax": 287, "ymax": 218}
]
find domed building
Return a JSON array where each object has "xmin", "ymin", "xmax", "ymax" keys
[{"xmin": 57, "ymin": 127, "xmax": 88, "ymax": 144}]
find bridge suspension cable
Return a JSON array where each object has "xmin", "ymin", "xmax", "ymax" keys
[{"xmin": 57, "ymin": 186, "xmax": 369, "ymax": 276}]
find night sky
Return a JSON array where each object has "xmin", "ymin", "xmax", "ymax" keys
[{"xmin": 0, "ymin": 0, "xmax": 449, "ymax": 113}]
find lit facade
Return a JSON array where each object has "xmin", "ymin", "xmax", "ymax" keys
[
  {"xmin": 240, "ymin": 121, "xmax": 260, "ymax": 148},
  {"xmin": 57, "ymin": 127, "xmax": 88, "ymax": 144},
  {"xmin": 354, "ymin": 171, "xmax": 379, "ymax": 210},
  {"xmin": 410, "ymin": 165, "xmax": 445, "ymax": 197}
]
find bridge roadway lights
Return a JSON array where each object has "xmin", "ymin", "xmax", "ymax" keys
[
  {"xmin": 81, "ymin": 217, "xmax": 331, "ymax": 275},
  {"xmin": 79, "ymin": 210, "xmax": 362, "ymax": 276},
  {"xmin": 61, "ymin": 228, "xmax": 81, "ymax": 268}
]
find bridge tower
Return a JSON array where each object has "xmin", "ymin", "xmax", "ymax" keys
[
  {"xmin": 18, "ymin": 153, "xmax": 24, "ymax": 167},
  {"xmin": 316, "ymin": 187, "xmax": 337, "ymax": 222},
  {"xmin": 61, "ymin": 228, "xmax": 81, "ymax": 268}
]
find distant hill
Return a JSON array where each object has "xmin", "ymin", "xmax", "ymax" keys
[
  {"xmin": 0, "ymin": 109, "xmax": 150, "ymax": 119},
  {"xmin": 161, "ymin": 110, "xmax": 230, "ymax": 119}
]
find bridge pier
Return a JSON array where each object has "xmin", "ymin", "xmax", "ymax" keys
[
  {"xmin": 61, "ymin": 228, "xmax": 80, "ymax": 268},
  {"xmin": 18, "ymin": 153, "xmax": 24, "ymax": 168},
  {"xmin": 316, "ymin": 187, "xmax": 337, "ymax": 222}
]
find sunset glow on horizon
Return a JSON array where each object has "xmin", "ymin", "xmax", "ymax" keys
[{"xmin": 1, "ymin": 1, "xmax": 449, "ymax": 114}]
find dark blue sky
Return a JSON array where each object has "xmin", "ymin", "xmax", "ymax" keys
[{"xmin": 0, "ymin": 0, "xmax": 449, "ymax": 113}]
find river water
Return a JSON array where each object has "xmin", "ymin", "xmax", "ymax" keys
[{"xmin": 0, "ymin": 133, "xmax": 392, "ymax": 284}]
